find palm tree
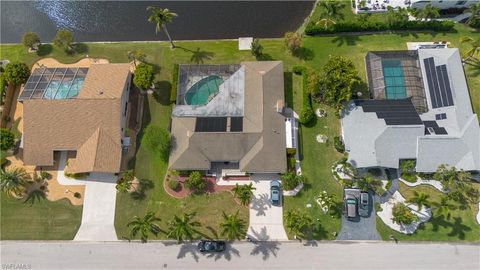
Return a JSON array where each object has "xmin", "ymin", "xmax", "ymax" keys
[
  {"xmin": 460, "ymin": 36, "xmax": 480, "ymax": 64},
  {"xmin": 232, "ymin": 183, "xmax": 256, "ymax": 206},
  {"xmin": 147, "ymin": 6, "xmax": 178, "ymax": 49},
  {"xmin": 431, "ymin": 195, "xmax": 456, "ymax": 219},
  {"xmin": 23, "ymin": 188, "xmax": 46, "ymax": 204},
  {"xmin": 316, "ymin": 0, "xmax": 345, "ymax": 30},
  {"xmin": 406, "ymin": 191, "xmax": 431, "ymax": 211},
  {"xmin": 127, "ymin": 211, "xmax": 162, "ymax": 243},
  {"xmin": 284, "ymin": 211, "xmax": 313, "ymax": 239},
  {"xmin": 421, "ymin": 4, "xmax": 440, "ymax": 21},
  {"xmin": 0, "ymin": 167, "xmax": 30, "ymax": 197},
  {"xmin": 220, "ymin": 210, "xmax": 246, "ymax": 240},
  {"xmin": 127, "ymin": 50, "xmax": 146, "ymax": 67},
  {"xmin": 464, "ymin": 2, "xmax": 480, "ymax": 26},
  {"xmin": 167, "ymin": 212, "xmax": 202, "ymax": 243}
]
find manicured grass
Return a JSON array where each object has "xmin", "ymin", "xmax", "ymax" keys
[
  {"xmin": 0, "ymin": 196, "xmax": 82, "ymax": 240},
  {"xmin": 1, "ymin": 23, "xmax": 478, "ymax": 240},
  {"xmin": 376, "ymin": 182, "xmax": 480, "ymax": 242}
]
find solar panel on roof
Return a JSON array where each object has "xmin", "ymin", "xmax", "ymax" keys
[
  {"xmin": 423, "ymin": 58, "xmax": 455, "ymax": 109},
  {"xmin": 433, "ymin": 127, "xmax": 448, "ymax": 135},
  {"xmin": 440, "ymin": 65, "xmax": 454, "ymax": 106},
  {"xmin": 195, "ymin": 117, "xmax": 227, "ymax": 132},
  {"xmin": 435, "ymin": 66, "xmax": 448, "ymax": 106},
  {"xmin": 230, "ymin": 117, "xmax": 243, "ymax": 132}
]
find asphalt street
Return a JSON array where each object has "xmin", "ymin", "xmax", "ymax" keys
[{"xmin": 1, "ymin": 241, "xmax": 479, "ymax": 270}]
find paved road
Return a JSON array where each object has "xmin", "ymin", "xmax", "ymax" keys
[
  {"xmin": 337, "ymin": 191, "xmax": 381, "ymax": 240},
  {"xmin": 247, "ymin": 175, "xmax": 288, "ymax": 241},
  {"xmin": 2, "ymin": 241, "xmax": 479, "ymax": 269}
]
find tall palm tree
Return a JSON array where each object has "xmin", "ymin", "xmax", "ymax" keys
[
  {"xmin": 406, "ymin": 191, "xmax": 431, "ymax": 211},
  {"xmin": 0, "ymin": 167, "xmax": 30, "ymax": 197},
  {"xmin": 315, "ymin": 0, "xmax": 345, "ymax": 30},
  {"xmin": 284, "ymin": 211, "xmax": 313, "ymax": 239},
  {"xmin": 421, "ymin": 4, "xmax": 440, "ymax": 21},
  {"xmin": 232, "ymin": 183, "xmax": 256, "ymax": 206},
  {"xmin": 127, "ymin": 211, "xmax": 162, "ymax": 243},
  {"xmin": 220, "ymin": 210, "xmax": 246, "ymax": 240},
  {"xmin": 464, "ymin": 2, "xmax": 480, "ymax": 26},
  {"xmin": 147, "ymin": 7, "xmax": 178, "ymax": 49},
  {"xmin": 460, "ymin": 36, "xmax": 480, "ymax": 64},
  {"xmin": 167, "ymin": 212, "xmax": 202, "ymax": 243},
  {"xmin": 23, "ymin": 188, "xmax": 46, "ymax": 204},
  {"xmin": 431, "ymin": 195, "xmax": 456, "ymax": 219}
]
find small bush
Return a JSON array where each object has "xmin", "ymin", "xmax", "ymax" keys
[
  {"xmin": 385, "ymin": 180, "xmax": 392, "ymax": 191},
  {"xmin": 0, "ymin": 129, "xmax": 15, "ymax": 151},
  {"xmin": 292, "ymin": 65, "xmax": 305, "ymax": 75},
  {"xmin": 402, "ymin": 173, "xmax": 417, "ymax": 183},
  {"xmin": 170, "ymin": 63, "xmax": 179, "ymax": 103},
  {"xmin": 375, "ymin": 202, "xmax": 382, "ymax": 212},
  {"xmin": 281, "ymin": 171, "xmax": 303, "ymax": 191},
  {"xmin": 39, "ymin": 171, "xmax": 51, "ymax": 180},
  {"xmin": 286, "ymin": 148, "xmax": 296, "ymax": 156},
  {"xmin": 299, "ymin": 104, "xmax": 315, "ymax": 125},
  {"xmin": 142, "ymin": 125, "xmax": 171, "ymax": 161},
  {"xmin": 53, "ymin": 29, "xmax": 74, "ymax": 52},
  {"xmin": 133, "ymin": 63, "xmax": 154, "ymax": 90},
  {"xmin": 251, "ymin": 38, "xmax": 263, "ymax": 59},
  {"xmin": 185, "ymin": 171, "xmax": 207, "ymax": 193},
  {"xmin": 333, "ymin": 136, "xmax": 345, "ymax": 153},
  {"xmin": 287, "ymin": 156, "xmax": 296, "ymax": 172},
  {"xmin": 392, "ymin": 203, "xmax": 418, "ymax": 225},
  {"xmin": 168, "ymin": 179, "xmax": 180, "ymax": 191},
  {"xmin": 21, "ymin": 32, "xmax": 40, "ymax": 50},
  {"xmin": 74, "ymin": 192, "xmax": 81, "ymax": 199}
]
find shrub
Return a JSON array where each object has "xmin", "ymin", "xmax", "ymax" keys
[
  {"xmin": 281, "ymin": 171, "xmax": 304, "ymax": 191},
  {"xmin": 299, "ymin": 106, "xmax": 315, "ymax": 124},
  {"xmin": 286, "ymin": 148, "xmax": 296, "ymax": 156},
  {"xmin": 53, "ymin": 29, "xmax": 74, "ymax": 52},
  {"xmin": 170, "ymin": 63, "xmax": 179, "ymax": 103},
  {"xmin": 133, "ymin": 63, "xmax": 155, "ymax": 90},
  {"xmin": 251, "ymin": 38, "xmax": 263, "ymax": 59},
  {"xmin": 367, "ymin": 168, "xmax": 382, "ymax": 177},
  {"xmin": 0, "ymin": 150, "xmax": 8, "ymax": 168},
  {"xmin": 391, "ymin": 203, "xmax": 418, "ymax": 225},
  {"xmin": 287, "ymin": 156, "xmax": 296, "ymax": 172},
  {"xmin": 0, "ymin": 129, "xmax": 15, "ymax": 151},
  {"xmin": 305, "ymin": 19, "xmax": 455, "ymax": 35},
  {"xmin": 3, "ymin": 62, "xmax": 30, "ymax": 86},
  {"xmin": 385, "ymin": 180, "xmax": 392, "ymax": 191},
  {"xmin": 333, "ymin": 136, "xmax": 345, "ymax": 153},
  {"xmin": 21, "ymin": 32, "xmax": 40, "ymax": 50},
  {"xmin": 64, "ymin": 172, "xmax": 89, "ymax": 179},
  {"xmin": 184, "ymin": 171, "xmax": 207, "ymax": 193},
  {"xmin": 292, "ymin": 65, "xmax": 305, "ymax": 75},
  {"xmin": 39, "ymin": 171, "xmax": 51, "ymax": 180},
  {"xmin": 284, "ymin": 32, "xmax": 302, "ymax": 54},
  {"xmin": 141, "ymin": 125, "xmax": 171, "ymax": 161},
  {"xmin": 74, "ymin": 192, "xmax": 81, "ymax": 199},
  {"xmin": 375, "ymin": 202, "xmax": 382, "ymax": 212},
  {"xmin": 400, "ymin": 159, "xmax": 417, "ymax": 182},
  {"xmin": 168, "ymin": 179, "xmax": 180, "ymax": 191}
]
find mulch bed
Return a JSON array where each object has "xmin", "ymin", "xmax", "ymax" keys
[{"xmin": 164, "ymin": 176, "xmax": 234, "ymax": 199}]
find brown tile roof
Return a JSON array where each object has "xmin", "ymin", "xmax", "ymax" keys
[
  {"xmin": 169, "ymin": 61, "xmax": 287, "ymax": 173},
  {"xmin": 77, "ymin": 64, "xmax": 131, "ymax": 99},
  {"xmin": 22, "ymin": 64, "xmax": 130, "ymax": 173}
]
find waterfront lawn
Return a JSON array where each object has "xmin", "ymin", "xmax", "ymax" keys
[
  {"xmin": 376, "ymin": 182, "xmax": 480, "ymax": 242},
  {"xmin": 0, "ymin": 196, "xmax": 82, "ymax": 240}
]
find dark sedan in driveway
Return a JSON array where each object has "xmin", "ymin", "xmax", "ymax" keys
[{"xmin": 197, "ymin": 240, "xmax": 226, "ymax": 252}]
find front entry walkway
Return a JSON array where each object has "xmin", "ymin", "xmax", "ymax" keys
[
  {"xmin": 247, "ymin": 174, "xmax": 288, "ymax": 241},
  {"xmin": 56, "ymin": 152, "xmax": 118, "ymax": 241}
]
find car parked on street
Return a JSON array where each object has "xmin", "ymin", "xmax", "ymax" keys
[
  {"xmin": 359, "ymin": 192, "xmax": 369, "ymax": 217},
  {"xmin": 270, "ymin": 180, "xmax": 281, "ymax": 206},
  {"xmin": 344, "ymin": 194, "xmax": 357, "ymax": 220},
  {"xmin": 197, "ymin": 240, "xmax": 226, "ymax": 252}
]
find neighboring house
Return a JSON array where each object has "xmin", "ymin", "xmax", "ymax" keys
[
  {"xmin": 410, "ymin": 0, "xmax": 478, "ymax": 10},
  {"xmin": 20, "ymin": 64, "xmax": 132, "ymax": 174},
  {"xmin": 354, "ymin": 0, "xmax": 477, "ymax": 13},
  {"xmin": 342, "ymin": 48, "xmax": 480, "ymax": 173},
  {"xmin": 169, "ymin": 61, "xmax": 287, "ymax": 174}
]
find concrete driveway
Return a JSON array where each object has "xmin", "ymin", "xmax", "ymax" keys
[
  {"xmin": 337, "ymin": 191, "xmax": 381, "ymax": 240},
  {"xmin": 73, "ymin": 175, "xmax": 118, "ymax": 241},
  {"xmin": 247, "ymin": 174, "xmax": 288, "ymax": 241}
]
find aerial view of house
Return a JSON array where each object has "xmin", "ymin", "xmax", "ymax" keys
[
  {"xmin": 0, "ymin": 0, "xmax": 479, "ymax": 269},
  {"xmin": 342, "ymin": 47, "xmax": 480, "ymax": 172}
]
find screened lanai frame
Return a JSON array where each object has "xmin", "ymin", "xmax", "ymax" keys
[
  {"xmin": 19, "ymin": 67, "xmax": 89, "ymax": 101},
  {"xmin": 365, "ymin": 51, "xmax": 427, "ymax": 113},
  {"xmin": 176, "ymin": 64, "xmax": 241, "ymax": 105}
]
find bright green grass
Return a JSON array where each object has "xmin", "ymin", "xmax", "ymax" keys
[
  {"xmin": 376, "ymin": 182, "xmax": 480, "ymax": 242},
  {"xmin": 1, "ymin": 23, "xmax": 478, "ymax": 240},
  {"xmin": 0, "ymin": 196, "xmax": 82, "ymax": 240}
]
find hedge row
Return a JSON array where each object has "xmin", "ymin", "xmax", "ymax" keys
[
  {"xmin": 170, "ymin": 63, "xmax": 179, "ymax": 103},
  {"xmin": 299, "ymin": 69, "xmax": 315, "ymax": 125},
  {"xmin": 305, "ymin": 20, "xmax": 455, "ymax": 35}
]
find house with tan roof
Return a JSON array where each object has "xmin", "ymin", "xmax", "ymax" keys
[
  {"xmin": 19, "ymin": 64, "xmax": 132, "ymax": 174},
  {"xmin": 169, "ymin": 61, "xmax": 287, "ymax": 173}
]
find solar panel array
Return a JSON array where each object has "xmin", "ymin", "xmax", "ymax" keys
[
  {"xmin": 230, "ymin": 117, "xmax": 243, "ymax": 132},
  {"xmin": 423, "ymin": 58, "xmax": 454, "ymax": 108},
  {"xmin": 19, "ymin": 67, "xmax": 88, "ymax": 100},
  {"xmin": 195, "ymin": 117, "xmax": 228, "ymax": 132},
  {"xmin": 423, "ymin": 121, "xmax": 448, "ymax": 135},
  {"xmin": 354, "ymin": 99, "xmax": 423, "ymax": 126}
]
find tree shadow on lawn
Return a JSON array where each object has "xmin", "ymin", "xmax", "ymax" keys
[
  {"xmin": 331, "ymin": 35, "xmax": 361, "ymax": 47},
  {"xmin": 36, "ymin": 44, "xmax": 52, "ymax": 57},
  {"xmin": 447, "ymin": 217, "xmax": 471, "ymax": 240},
  {"xmin": 177, "ymin": 46, "xmax": 215, "ymax": 64},
  {"xmin": 293, "ymin": 47, "xmax": 315, "ymax": 61},
  {"xmin": 74, "ymin": 43, "xmax": 89, "ymax": 54},
  {"xmin": 153, "ymin": 80, "xmax": 172, "ymax": 105},
  {"xmin": 284, "ymin": 72, "xmax": 294, "ymax": 109}
]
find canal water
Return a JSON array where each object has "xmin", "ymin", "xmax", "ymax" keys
[{"xmin": 1, "ymin": 1, "xmax": 314, "ymax": 43}]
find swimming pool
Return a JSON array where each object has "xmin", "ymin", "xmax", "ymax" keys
[
  {"xmin": 43, "ymin": 77, "xmax": 85, "ymax": 99},
  {"xmin": 382, "ymin": 60, "xmax": 407, "ymax": 100},
  {"xmin": 185, "ymin": 75, "xmax": 223, "ymax": 105}
]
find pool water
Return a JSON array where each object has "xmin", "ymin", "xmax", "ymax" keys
[
  {"xmin": 43, "ymin": 77, "xmax": 85, "ymax": 99},
  {"xmin": 382, "ymin": 60, "xmax": 407, "ymax": 99},
  {"xmin": 185, "ymin": 75, "xmax": 223, "ymax": 105}
]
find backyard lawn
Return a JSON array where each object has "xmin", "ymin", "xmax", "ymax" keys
[
  {"xmin": 376, "ymin": 182, "xmax": 480, "ymax": 242},
  {"xmin": 0, "ymin": 22, "xmax": 478, "ymax": 240},
  {"xmin": 0, "ymin": 196, "xmax": 82, "ymax": 240}
]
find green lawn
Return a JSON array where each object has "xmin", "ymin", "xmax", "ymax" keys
[
  {"xmin": 0, "ymin": 22, "xmax": 478, "ymax": 240},
  {"xmin": 0, "ymin": 196, "xmax": 82, "ymax": 240},
  {"xmin": 376, "ymin": 182, "xmax": 480, "ymax": 242}
]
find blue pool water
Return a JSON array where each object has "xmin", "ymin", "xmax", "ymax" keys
[
  {"xmin": 43, "ymin": 77, "xmax": 85, "ymax": 99},
  {"xmin": 382, "ymin": 60, "xmax": 407, "ymax": 99}
]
